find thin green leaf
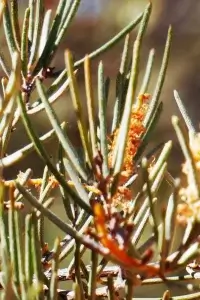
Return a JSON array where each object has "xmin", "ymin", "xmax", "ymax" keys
[
  {"xmin": 65, "ymin": 51, "xmax": 92, "ymax": 168},
  {"xmin": 17, "ymin": 93, "xmax": 92, "ymax": 214},
  {"xmin": 38, "ymin": 9, "xmax": 52, "ymax": 57},
  {"xmin": 0, "ymin": 181, "xmax": 9, "ymax": 259},
  {"xmin": 36, "ymin": 78, "xmax": 88, "ymax": 179},
  {"xmin": 177, "ymin": 242, "xmax": 200, "ymax": 267},
  {"xmin": 49, "ymin": 238, "xmax": 60, "ymax": 300},
  {"xmin": 133, "ymin": 162, "xmax": 167, "ymax": 225},
  {"xmin": 62, "ymin": 155, "xmax": 89, "ymax": 205},
  {"xmin": 84, "ymin": 56, "xmax": 97, "ymax": 158},
  {"xmin": 162, "ymin": 192, "xmax": 178, "ymax": 269},
  {"xmin": 0, "ymin": 50, "xmax": 10, "ymax": 76},
  {"xmin": 98, "ymin": 61, "xmax": 109, "ymax": 177},
  {"xmin": 144, "ymin": 26, "xmax": 172, "ymax": 128},
  {"xmin": 88, "ymin": 251, "xmax": 98, "ymax": 300},
  {"xmin": 28, "ymin": 0, "xmax": 35, "ymax": 42},
  {"xmin": 174, "ymin": 90, "xmax": 196, "ymax": 134},
  {"xmin": 142, "ymin": 158, "xmax": 158, "ymax": 243},
  {"xmin": 44, "ymin": 10, "xmax": 143, "ymax": 98},
  {"xmin": 10, "ymin": 0, "xmax": 21, "ymax": 50},
  {"xmin": 2, "ymin": 52, "xmax": 20, "ymax": 119},
  {"xmin": 14, "ymin": 211, "xmax": 26, "ymax": 300},
  {"xmin": 33, "ymin": 0, "xmax": 80, "ymax": 75},
  {"xmin": 149, "ymin": 140, "xmax": 172, "ymax": 182},
  {"xmin": 172, "ymin": 115, "xmax": 200, "ymax": 198},
  {"xmin": 29, "ymin": 75, "xmax": 71, "ymax": 114},
  {"xmin": 3, "ymin": 2, "xmax": 17, "ymax": 54},
  {"xmin": 24, "ymin": 215, "xmax": 34, "ymax": 286},
  {"xmin": 112, "ymin": 34, "xmax": 130, "ymax": 132},
  {"xmin": 28, "ymin": 0, "xmax": 44, "ymax": 68},
  {"xmin": 58, "ymin": 143, "xmax": 74, "ymax": 222},
  {"xmin": 15, "ymin": 183, "xmax": 101, "ymax": 258},
  {"xmin": 139, "ymin": 48, "xmax": 155, "ymax": 95},
  {"xmin": 21, "ymin": 8, "xmax": 30, "ymax": 77},
  {"xmin": 74, "ymin": 11, "xmax": 143, "ymax": 68},
  {"xmin": 74, "ymin": 241, "xmax": 85, "ymax": 300},
  {"xmin": 8, "ymin": 187, "xmax": 20, "ymax": 296},
  {"xmin": 1, "ymin": 127, "xmax": 56, "ymax": 167},
  {"xmin": 31, "ymin": 213, "xmax": 44, "ymax": 300}
]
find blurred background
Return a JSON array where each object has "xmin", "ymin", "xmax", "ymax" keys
[{"xmin": 2, "ymin": 1, "xmax": 200, "ymax": 296}]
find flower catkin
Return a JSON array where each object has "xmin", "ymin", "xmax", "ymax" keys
[{"xmin": 108, "ymin": 94, "xmax": 149, "ymax": 209}]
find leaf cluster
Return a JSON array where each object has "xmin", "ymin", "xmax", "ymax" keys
[{"xmin": 0, "ymin": 1, "xmax": 200, "ymax": 300}]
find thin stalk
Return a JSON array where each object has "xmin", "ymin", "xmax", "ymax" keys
[
  {"xmin": 107, "ymin": 276, "xmax": 115, "ymax": 300},
  {"xmin": 126, "ymin": 279, "xmax": 134, "ymax": 300}
]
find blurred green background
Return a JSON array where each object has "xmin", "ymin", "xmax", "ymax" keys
[{"xmin": 3, "ymin": 1, "xmax": 200, "ymax": 296}]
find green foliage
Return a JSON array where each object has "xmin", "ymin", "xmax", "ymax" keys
[{"xmin": 1, "ymin": 1, "xmax": 200, "ymax": 299}]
